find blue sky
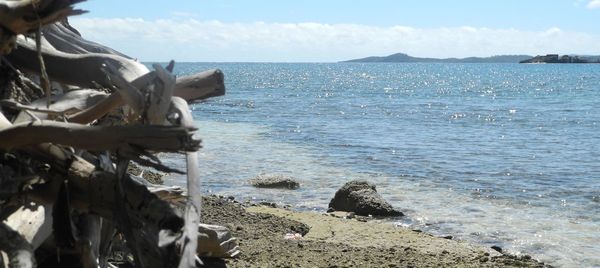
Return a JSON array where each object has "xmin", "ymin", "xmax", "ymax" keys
[{"xmin": 71, "ymin": 0, "xmax": 600, "ymax": 62}]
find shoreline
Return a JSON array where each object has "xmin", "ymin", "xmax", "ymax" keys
[{"xmin": 201, "ymin": 195, "xmax": 550, "ymax": 267}]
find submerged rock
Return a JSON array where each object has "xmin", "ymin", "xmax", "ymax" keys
[
  {"xmin": 249, "ymin": 174, "xmax": 300, "ymax": 190},
  {"xmin": 328, "ymin": 180, "xmax": 403, "ymax": 217}
]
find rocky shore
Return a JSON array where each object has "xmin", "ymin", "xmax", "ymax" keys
[{"xmin": 201, "ymin": 195, "xmax": 550, "ymax": 267}]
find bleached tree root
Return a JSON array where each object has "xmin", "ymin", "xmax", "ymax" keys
[
  {"xmin": 7, "ymin": 36, "xmax": 225, "ymax": 102},
  {"xmin": 0, "ymin": 222, "xmax": 35, "ymax": 268},
  {"xmin": 0, "ymin": 2, "xmax": 236, "ymax": 266}
]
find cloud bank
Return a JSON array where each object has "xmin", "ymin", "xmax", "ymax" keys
[
  {"xmin": 70, "ymin": 18, "xmax": 600, "ymax": 62},
  {"xmin": 587, "ymin": 0, "xmax": 600, "ymax": 9}
]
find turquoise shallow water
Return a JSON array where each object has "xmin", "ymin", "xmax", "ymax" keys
[{"xmin": 163, "ymin": 63, "xmax": 600, "ymax": 267}]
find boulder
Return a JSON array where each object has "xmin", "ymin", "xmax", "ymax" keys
[
  {"xmin": 328, "ymin": 180, "xmax": 403, "ymax": 217},
  {"xmin": 249, "ymin": 174, "xmax": 300, "ymax": 190}
]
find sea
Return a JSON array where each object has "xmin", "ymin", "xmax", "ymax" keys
[{"xmin": 161, "ymin": 62, "xmax": 600, "ymax": 267}]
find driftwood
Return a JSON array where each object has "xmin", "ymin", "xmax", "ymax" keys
[
  {"xmin": 0, "ymin": 222, "xmax": 35, "ymax": 268},
  {"xmin": 10, "ymin": 89, "xmax": 109, "ymax": 123},
  {"xmin": 170, "ymin": 97, "xmax": 202, "ymax": 267},
  {"xmin": 1, "ymin": 1, "xmax": 236, "ymax": 267},
  {"xmin": 0, "ymin": 121, "xmax": 199, "ymax": 153},
  {"xmin": 174, "ymin": 69, "xmax": 225, "ymax": 103},
  {"xmin": 42, "ymin": 20, "xmax": 131, "ymax": 58},
  {"xmin": 8, "ymin": 35, "xmax": 226, "ymax": 103},
  {"xmin": 0, "ymin": 0, "xmax": 85, "ymax": 55}
]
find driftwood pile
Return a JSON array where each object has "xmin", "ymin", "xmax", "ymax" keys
[{"xmin": 0, "ymin": 1, "xmax": 232, "ymax": 267}]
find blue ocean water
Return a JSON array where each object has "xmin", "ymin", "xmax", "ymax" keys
[{"xmin": 165, "ymin": 63, "xmax": 600, "ymax": 267}]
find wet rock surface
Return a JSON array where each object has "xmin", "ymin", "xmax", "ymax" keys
[
  {"xmin": 248, "ymin": 174, "xmax": 300, "ymax": 189},
  {"xmin": 328, "ymin": 180, "xmax": 404, "ymax": 217}
]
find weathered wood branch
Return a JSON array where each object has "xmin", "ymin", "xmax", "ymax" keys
[
  {"xmin": 0, "ymin": 120, "xmax": 199, "ymax": 153},
  {"xmin": 0, "ymin": 0, "xmax": 86, "ymax": 58},
  {"xmin": 42, "ymin": 21, "xmax": 131, "ymax": 58},
  {"xmin": 0, "ymin": 99, "xmax": 65, "ymax": 116},
  {"xmin": 0, "ymin": 222, "xmax": 35, "ymax": 268},
  {"xmin": 102, "ymin": 63, "xmax": 146, "ymax": 115},
  {"xmin": 12, "ymin": 89, "xmax": 109, "ymax": 123},
  {"xmin": 170, "ymin": 97, "xmax": 202, "ymax": 268},
  {"xmin": 7, "ymin": 36, "xmax": 149, "ymax": 88},
  {"xmin": 146, "ymin": 62, "xmax": 176, "ymax": 125},
  {"xmin": 66, "ymin": 92, "xmax": 123, "ymax": 124},
  {"xmin": 8, "ymin": 34, "xmax": 225, "ymax": 102},
  {"xmin": 12, "ymin": 166, "xmax": 183, "ymax": 268},
  {"xmin": 3, "ymin": 205, "xmax": 53, "ymax": 250},
  {"xmin": 174, "ymin": 69, "xmax": 225, "ymax": 103}
]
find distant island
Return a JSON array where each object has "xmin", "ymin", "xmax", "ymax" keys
[
  {"xmin": 519, "ymin": 54, "xmax": 600, "ymax": 64},
  {"xmin": 343, "ymin": 53, "xmax": 532, "ymax": 63},
  {"xmin": 343, "ymin": 52, "xmax": 600, "ymax": 64}
]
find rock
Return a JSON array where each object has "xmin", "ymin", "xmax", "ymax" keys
[
  {"xmin": 491, "ymin": 245, "xmax": 503, "ymax": 253},
  {"xmin": 249, "ymin": 174, "xmax": 300, "ymax": 190},
  {"xmin": 259, "ymin": 201, "xmax": 278, "ymax": 208},
  {"xmin": 328, "ymin": 180, "xmax": 403, "ymax": 217},
  {"xmin": 127, "ymin": 163, "xmax": 164, "ymax": 184}
]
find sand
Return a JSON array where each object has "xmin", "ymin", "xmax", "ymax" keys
[{"xmin": 200, "ymin": 196, "xmax": 550, "ymax": 267}]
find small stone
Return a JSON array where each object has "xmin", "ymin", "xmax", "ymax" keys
[
  {"xmin": 491, "ymin": 245, "xmax": 503, "ymax": 253},
  {"xmin": 480, "ymin": 257, "xmax": 489, "ymax": 262},
  {"xmin": 227, "ymin": 196, "xmax": 235, "ymax": 201},
  {"xmin": 412, "ymin": 229, "xmax": 422, "ymax": 233},
  {"xmin": 442, "ymin": 250, "xmax": 449, "ymax": 254},
  {"xmin": 442, "ymin": 235, "xmax": 453, "ymax": 240},
  {"xmin": 259, "ymin": 201, "xmax": 277, "ymax": 208},
  {"xmin": 484, "ymin": 252, "xmax": 490, "ymax": 256}
]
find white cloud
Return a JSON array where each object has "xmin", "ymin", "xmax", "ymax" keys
[
  {"xmin": 69, "ymin": 18, "xmax": 600, "ymax": 62},
  {"xmin": 587, "ymin": 0, "xmax": 600, "ymax": 9}
]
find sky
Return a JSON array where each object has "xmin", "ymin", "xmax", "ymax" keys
[{"xmin": 69, "ymin": 0, "xmax": 600, "ymax": 62}]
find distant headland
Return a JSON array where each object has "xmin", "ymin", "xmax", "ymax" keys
[
  {"xmin": 342, "ymin": 53, "xmax": 532, "ymax": 63},
  {"xmin": 343, "ymin": 52, "xmax": 600, "ymax": 64},
  {"xmin": 519, "ymin": 54, "xmax": 600, "ymax": 64}
]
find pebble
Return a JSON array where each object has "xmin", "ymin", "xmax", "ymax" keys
[
  {"xmin": 259, "ymin": 201, "xmax": 277, "ymax": 208},
  {"xmin": 491, "ymin": 245, "xmax": 503, "ymax": 253}
]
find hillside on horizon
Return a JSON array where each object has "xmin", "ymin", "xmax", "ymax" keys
[{"xmin": 343, "ymin": 53, "xmax": 533, "ymax": 63}]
